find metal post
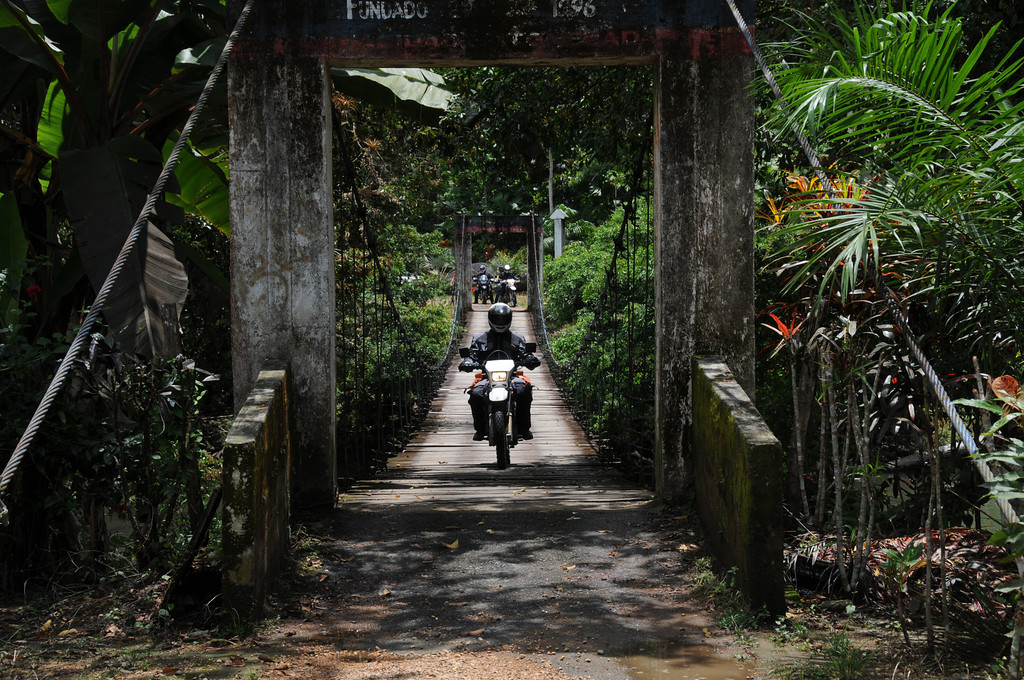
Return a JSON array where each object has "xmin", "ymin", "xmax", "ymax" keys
[
  {"xmin": 454, "ymin": 214, "xmax": 470, "ymax": 311},
  {"xmin": 462, "ymin": 216, "xmax": 473, "ymax": 307},
  {"xmin": 535, "ymin": 213, "xmax": 543, "ymax": 290},
  {"xmin": 526, "ymin": 213, "xmax": 540, "ymax": 311}
]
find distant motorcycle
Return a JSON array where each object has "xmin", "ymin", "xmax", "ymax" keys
[
  {"xmin": 459, "ymin": 342, "xmax": 537, "ymax": 469},
  {"xmin": 474, "ymin": 273, "xmax": 493, "ymax": 304},
  {"xmin": 496, "ymin": 276, "xmax": 519, "ymax": 306}
]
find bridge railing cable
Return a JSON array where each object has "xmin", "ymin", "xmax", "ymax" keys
[
  {"xmin": 532, "ymin": 130, "xmax": 655, "ymax": 483},
  {"xmin": 333, "ymin": 111, "xmax": 463, "ymax": 481},
  {"xmin": 0, "ymin": 0, "xmax": 257, "ymax": 524}
]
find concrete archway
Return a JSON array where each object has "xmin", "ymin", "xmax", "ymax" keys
[
  {"xmin": 226, "ymin": 0, "xmax": 758, "ymax": 512},
  {"xmin": 453, "ymin": 215, "xmax": 544, "ymax": 312}
]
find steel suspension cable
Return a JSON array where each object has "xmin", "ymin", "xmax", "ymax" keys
[
  {"xmin": 722, "ymin": 0, "xmax": 1019, "ymax": 529},
  {"xmin": 571, "ymin": 118, "xmax": 653, "ymax": 362},
  {"xmin": 0, "ymin": 0, "xmax": 257, "ymax": 522},
  {"xmin": 334, "ymin": 111, "xmax": 426, "ymax": 357}
]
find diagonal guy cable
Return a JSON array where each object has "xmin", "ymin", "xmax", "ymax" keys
[
  {"xmin": 0, "ymin": 0, "xmax": 256, "ymax": 522},
  {"xmin": 722, "ymin": 0, "xmax": 1020, "ymax": 529}
]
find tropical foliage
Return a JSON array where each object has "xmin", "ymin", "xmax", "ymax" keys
[
  {"xmin": 767, "ymin": 4, "xmax": 1024, "ymax": 364},
  {"xmin": 541, "ymin": 196, "xmax": 655, "ymax": 479},
  {"xmin": 755, "ymin": 2, "xmax": 1024, "ymax": 663},
  {"xmin": 0, "ymin": 0, "xmax": 231, "ymax": 356},
  {"xmin": 437, "ymin": 66, "xmax": 652, "ymax": 232}
]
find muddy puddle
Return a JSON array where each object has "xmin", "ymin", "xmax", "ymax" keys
[{"xmin": 616, "ymin": 640, "xmax": 751, "ymax": 679}]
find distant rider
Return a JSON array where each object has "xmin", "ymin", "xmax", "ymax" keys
[
  {"xmin": 473, "ymin": 264, "xmax": 492, "ymax": 304},
  {"xmin": 458, "ymin": 303, "xmax": 540, "ymax": 440}
]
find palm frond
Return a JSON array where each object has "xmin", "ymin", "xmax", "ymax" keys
[{"xmin": 765, "ymin": 3, "xmax": 1024, "ymax": 360}]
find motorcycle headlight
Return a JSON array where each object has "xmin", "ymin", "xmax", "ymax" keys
[{"xmin": 490, "ymin": 370, "xmax": 508, "ymax": 382}]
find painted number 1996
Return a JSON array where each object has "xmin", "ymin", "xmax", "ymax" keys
[{"xmin": 552, "ymin": 0, "xmax": 597, "ymax": 18}]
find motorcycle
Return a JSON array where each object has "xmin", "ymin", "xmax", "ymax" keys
[
  {"xmin": 473, "ymin": 273, "xmax": 493, "ymax": 304},
  {"xmin": 459, "ymin": 342, "xmax": 537, "ymax": 469},
  {"xmin": 496, "ymin": 276, "xmax": 519, "ymax": 306}
]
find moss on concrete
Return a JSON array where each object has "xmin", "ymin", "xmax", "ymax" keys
[
  {"xmin": 222, "ymin": 360, "xmax": 291, "ymax": 618},
  {"xmin": 693, "ymin": 357, "xmax": 784, "ymax": 615}
]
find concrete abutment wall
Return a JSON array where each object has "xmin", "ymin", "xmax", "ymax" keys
[
  {"xmin": 693, "ymin": 358, "xmax": 784, "ymax": 615},
  {"xmin": 222, "ymin": 360, "xmax": 292, "ymax": 618}
]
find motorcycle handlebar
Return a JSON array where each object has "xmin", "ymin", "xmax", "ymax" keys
[{"xmin": 458, "ymin": 355, "xmax": 539, "ymax": 372}]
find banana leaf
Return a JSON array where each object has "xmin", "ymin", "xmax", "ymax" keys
[
  {"xmin": 62, "ymin": 136, "xmax": 188, "ymax": 358},
  {"xmin": 166, "ymin": 139, "xmax": 230, "ymax": 234},
  {"xmin": 331, "ymin": 67, "xmax": 454, "ymax": 123}
]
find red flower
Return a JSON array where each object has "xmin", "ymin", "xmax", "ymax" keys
[{"xmin": 25, "ymin": 285, "xmax": 42, "ymax": 303}]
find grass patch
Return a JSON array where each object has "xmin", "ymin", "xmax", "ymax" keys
[
  {"xmin": 688, "ymin": 557, "xmax": 765, "ymax": 632},
  {"xmin": 772, "ymin": 632, "xmax": 872, "ymax": 680}
]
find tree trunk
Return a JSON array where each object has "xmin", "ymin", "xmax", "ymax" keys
[
  {"xmin": 814, "ymin": 397, "xmax": 829, "ymax": 530},
  {"xmin": 790, "ymin": 354, "xmax": 813, "ymax": 519},
  {"xmin": 824, "ymin": 350, "xmax": 850, "ymax": 593},
  {"xmin": 848, "ymin": 383, "xmax": 870, "ymax": 591}
]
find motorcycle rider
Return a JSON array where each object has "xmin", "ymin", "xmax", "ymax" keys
[
  {"xmin": 473, "ymin": 264, "xmax": 491, "ymax": 304},
  {"xmin": 459, "ymin": 302, "xmax": 540, "ymax": 441}
]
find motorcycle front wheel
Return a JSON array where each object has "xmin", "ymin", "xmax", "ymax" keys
[{"xmin": 491, "ymin": 410, "xmax": 509, "ymax": 469}]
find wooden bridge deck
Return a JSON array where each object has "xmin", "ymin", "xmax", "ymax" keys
[{"xmin": 339, "ymin": 303, "xmax": 653, "ymax": 509}]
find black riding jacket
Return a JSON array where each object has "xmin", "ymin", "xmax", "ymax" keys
[{"xmin": 466, "ymin": 330, "xmax": 540, "ymax": 370}]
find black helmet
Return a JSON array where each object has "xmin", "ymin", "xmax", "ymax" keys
[
  {"xmin": 488, "ymin": 303, "xmax": 512, "ymax": 333},
  {"xmin": 479, "ymin": 264, "xmax": 486, "ymax": 271}
]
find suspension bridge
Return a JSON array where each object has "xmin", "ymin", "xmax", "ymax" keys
[
  {"xmin": 3, "ymin": 3, "xmax": 1021, "ymax": 675},
  {"xmin": 231, "ymin": 303, "xmax": 754, "ymax": 680},
  {"xmin": 342, "ymin": 303, "xmax": 651, "ymax": 508},
  {"xmin": 3, "ymin": 0, "xmax": 1020, "ymax": 674}
]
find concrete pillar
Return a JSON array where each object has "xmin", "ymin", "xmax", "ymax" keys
[
  {"xmin": 228, "ymin": 54, "xmax": 337, "ymax": 507},
  {"xmin": 551, "ymin": 208, "xmax": 567, "ymax": 259},
  {"xmin": 653, "ymin": 36, "xmax": 756, "ymax": 504}
]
